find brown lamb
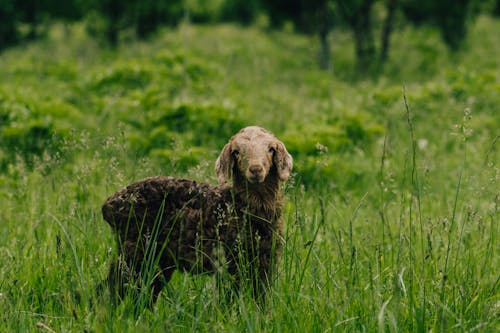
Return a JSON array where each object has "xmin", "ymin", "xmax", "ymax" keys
[{"xmin": 102, "ymin": 126, "xmax": 293, "ymax": 303}]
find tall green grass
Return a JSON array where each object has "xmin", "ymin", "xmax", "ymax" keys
[{"xmin": 0, "ymin": 16, "xmax": 498, "ymax": 332}]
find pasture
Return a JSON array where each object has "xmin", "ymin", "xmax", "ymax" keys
[{"xmin": 0, "ymin": 16, "xmax": 498, "ymax": 332}]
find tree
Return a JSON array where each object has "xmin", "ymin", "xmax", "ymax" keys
[
  {"xmin": 491, "ymin": 0, "xmax": 500, "ymax": 16},
  {"xmin": 15, "ymin": 0, "xmax": 43, "ymax": 40},
  {"xmin": 401, "ymin": 0, "xmax": 473, "ymax": 50},
  {"xmin": 100, "ymin": 0, "xmax": 126, "ymax": 46},
  {"xmin": 1, "ymin": 0, "xmax": 82, "ymax": 51},
  {"xmin": 336, "ymin": 0, "xmax": 399, "ymax": 71},
  {"xmin": 265, "ymin": 0, "xmax": 333, "ymax": 70},
  {"xmin": 84, "ymin": 0, "xmax": 183, "ymax": 46},
  {"xmin": 42, "ymin": 0, "xmax": 83, "ymax": 21},
  {"xmin": 317, "ymin": 1, "xmax": 332, "ymax": 70},
  {"xmin": 0, "ymin": 0, "xmax": 18, "ymax": 51},
  {"xmin": 264, "ymin": 0, "xmax": 400, "ymax": 72},
  {"xmin": 133, "ymin": 0, "xmax": 184, "ymax": 38},
  {"xmin": 337, "ymin": 0, "xmax": 377, "ymax": 71},
  {"xmin": 380, "ymin": 0, "xmax": 398, "ymax": 63},
  {"xmin": 221, "ymin": 0, "xmax": 261, "ymax": 24}
]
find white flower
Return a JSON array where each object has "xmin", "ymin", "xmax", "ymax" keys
[
  {"xmin": 418, "ymin": 139, "xmax": 428, "ymax": 150},
  {"xmin": 315, "ymin": 142, "xmax": 328, "ymax": 153}
]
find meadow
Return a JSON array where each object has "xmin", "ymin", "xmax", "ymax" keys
[{"xmin": 0, "ymin": 15, "xmax": 498, "ymax": 332}]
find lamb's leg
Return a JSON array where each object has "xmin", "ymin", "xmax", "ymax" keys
[
  {"xmin": 223, "ymin": 259, "xmax": 242, "ymax": 303},
  {"xmin": 255, "ymin": 253, "xmax": 273, "ymax": 300},
  {"xmin": 109, "ymin": 238, "xmax": 179, "ymax": 306},
  {"xmin": 107, "ymin": 239, "xmax": 144, "ymax": 304},
  {"xmin": 253, "ymin": 235, "xmax": 282, "ymax": 303},
  {"xmin": 108, "ymin": 240, "xmax": 156, "ymax": 304},
  {"xmin": 224, "ymin": 254, "xmax": 271, "ymax": 303},
  {"xmin": 108, "ymin": 254, "xmax": 134, "ymax": 303},
  {"xmin": 149, "ymin": 266, "xmax": 174, "ymax": 303},
  {"xmin": 224, "ymin": 246, "xmax": 269, "ymax": 302}
]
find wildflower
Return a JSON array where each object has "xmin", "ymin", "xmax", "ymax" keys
[{"xmin": 418, "ymin": 138, "xmax": 428, "ymax": 150}]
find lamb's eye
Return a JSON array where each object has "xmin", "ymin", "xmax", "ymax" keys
[
  {"xmin": 268, "ymin": 147, "xmax": 275, "ymax": 154},
  {"xmin": 231, "ymin": 150, "xmax": 239, "ymax": 157}
]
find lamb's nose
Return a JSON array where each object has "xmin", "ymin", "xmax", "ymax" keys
[{"xmin": 249, "ymin": 165, "xmax": 263, "ymax": 175}]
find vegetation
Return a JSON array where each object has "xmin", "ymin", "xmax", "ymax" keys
[
  {"xmin": 0, "ymin": 13, "xmax": 498, "ymax": 333},
  {"xmin": 2, "ymin": 0, "xmax": 499, "ymax": 71}
]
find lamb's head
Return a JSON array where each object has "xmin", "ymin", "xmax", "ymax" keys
[{"xmin": 216, "ymin": 126, "xmax": 293, "ymax": 185}]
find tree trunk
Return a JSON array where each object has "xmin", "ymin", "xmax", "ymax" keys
[
  {"xmin": 106, "ymin": 24, "xmax": 118, "ymax": 47},
  {"xmin": 317, "ymin": 3, "xmax": 331, "ymax": 71},
  {"xmin": 495, "ymin": 0, "xmax": 500, "ymax": 16},
  {"xmin": 438, "ymin": 0, "xmax": 470, "ymax": 50},
  {"xmin": 103, "ymin": 0, "xmax": 123, "ymax": 47},
  {"xmin": 25, "ymin": 1, "xmax": 41, "ymax": 41},
  {"xmin": 338, "ymin": 0, "xmax": 376, "ymax": 72},
  {"xmin": 380, "ymin": 0, "xmax": 398, "ymax": 64},
  {"xmin": 0, "ymin": 1, "xmax": 18, "ymax": 50},
  {"xmin": 353, "ymin": 0, "xmax": 376, "ymax": 72},
  {"xmin": 319, "ymin": 29, "xmax": 330, "ymax": 71}
]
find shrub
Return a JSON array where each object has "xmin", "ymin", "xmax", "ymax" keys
[
  {"xmin": 0, "ymin": 93, "xmax": 81, "ymax": 169},
  {"xmin": 127, "ymin": 102, "xmax": 246, "ymax": 170},
  {"xmin": 85, "ymin": 61, "xmax": 154, "ymax": 95},
  {"xmin": 282, "ymin": 111, "xmax": 383, "ymax": 189}
]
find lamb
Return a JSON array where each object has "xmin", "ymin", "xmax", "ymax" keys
[{"xmin": 102, "ymin": 126, "xmax": 293, "ymax": 304}]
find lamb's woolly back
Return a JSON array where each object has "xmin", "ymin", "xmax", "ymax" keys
[
  {"xmin": 102, "ymin": 126, "xmax": 293, "ymax": 303},
  {"xmin": 102, "ymin": 176, "xmax": 231, "ymax": 241}
]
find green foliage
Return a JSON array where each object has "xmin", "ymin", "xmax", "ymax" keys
[
  {"xmin": 127, "ymin": 102, "xmax": 246, "ymax": 169},
  {"xmin": 0, "ymin": 0, "xmax": 18, "ymax": 50},
  {"xmin": 263, "ymin": 0, "xmax": 330, "ymax": 33},
  {"xmin": 183, "ymin": 0, "xmax": 220, "ymax": 23},
  {"xmin": 86, "ymin": 61, "xmax": 153, "ymax": 94},
  {"xmin": 0, "ymin": 92, "xmax": 82, "ymax": 168},
  {"xmin": 283, "ymin": 113, "xmax": 384, "ymax": 188},
  {"xmin": 220, "ymin": 0, "xmax": 261, "ymax": 23},
  {"xmin": 134, "ymin": 0, "xmax": 184, "ymax": 37},
  {"xmin": 150, "ymin": 103, "xmax": 245, "ymax": 147},
  {"xmin": 154, "ymin": 50, "xmax": 222, "ymax": 86},
  {"xmin": 401, "ymin": 0, "xmax": 479, "ymax": 49}
]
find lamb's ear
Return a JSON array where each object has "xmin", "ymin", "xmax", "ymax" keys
[
  {"xmin": 274, "ymin": 140, "xmax": 293, "ymax": 181},
  {"xmin": 215, "ymin": 143, "xmax": 232, "ymax": 184}
]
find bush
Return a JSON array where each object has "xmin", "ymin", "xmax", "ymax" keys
[
  {"xmin": 282, "ymin": 111, "xmax": 383, "ymax": 188},
  {"xmin": 0, "ymin": 93, "xmax": 82, "ymax": 169},
  {"xmin": 85, "ymin": 61, "xmax": 154, "ymax": 95},
  {"xmin": 127, "ymin": 102, "xmax": 246, "ymax": 170}
]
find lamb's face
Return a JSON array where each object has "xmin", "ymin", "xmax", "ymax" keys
[
  {"xmin": 231, "ymin": 127, "xmax": 276, "ymax": 183},
  {"xmin": 216, "ymin": 126, "xmax": 293, "ymax": 185}
]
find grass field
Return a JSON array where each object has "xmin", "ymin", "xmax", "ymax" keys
[{"xmin": 0, "ymin": 15, "xmax": 498, "ymax": 332}]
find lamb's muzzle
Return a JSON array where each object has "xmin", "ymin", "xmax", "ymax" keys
[{"xmin": 102, "ymin": 126, "xmax": 292, "ymax": 304}]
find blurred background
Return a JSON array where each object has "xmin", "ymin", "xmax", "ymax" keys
[
  {"xmin": 0, "ymin": 0, "xmax": 498, "ymax": 190},
  {"xmin": 2, "ymin": 0, "xmax": 500, "ymax": 68}
]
